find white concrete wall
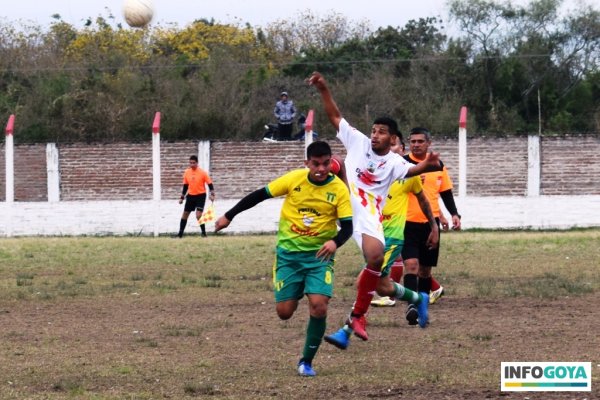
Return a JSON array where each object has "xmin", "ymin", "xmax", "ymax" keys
[{"xmin": 1, "ymin": 196, "xmax": 599, "ymax": 237}]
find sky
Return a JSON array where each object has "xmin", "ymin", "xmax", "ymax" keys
[
  {"xmin": 2, "ymin": 0, "xmax": 589, "ymax": 32},
  {"xmin": 2, "ymin": 0, "xmax": 592, "ymax": 38},
  {"xmin": 3, "ymin": 0, "xmax": 453, "ymax": 30}
]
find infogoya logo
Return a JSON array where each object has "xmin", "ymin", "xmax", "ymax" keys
[{"xmin": 501, "ymin": 362, "xmax": 591, "ymax": 392}]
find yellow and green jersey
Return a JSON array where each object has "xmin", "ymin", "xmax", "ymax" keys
[
  {"xmin": 381, "ymin": 176, "xmax": 423, "ymax": 241},
  {"xmin": 266, "ymin": 169, "xmax": 352, "ymax": 252}
]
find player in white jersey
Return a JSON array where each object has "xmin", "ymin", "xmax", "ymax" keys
[{"xmin": 308, "ymin": 72, "xmax": 441, "ymax": 342}]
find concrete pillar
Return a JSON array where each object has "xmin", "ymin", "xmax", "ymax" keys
[
  {"xmin": 198, "ymin": 140, "xmax": 211, "ymax": 174},
  {"xmin": 527, "ymin": 135, "xmax": 541, "ymax": 197},
  {"xmin": 46, "ymin": 143, "xmax": 60, "ymax": 202}
]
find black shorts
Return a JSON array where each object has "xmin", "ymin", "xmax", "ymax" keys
[
  {"xmin": 401, "ymin": 219, "xmax": 441, "ymax": 267},
  {"xmin": 184, "ymin": 194, "xmax": 207, "ymax": 213}
]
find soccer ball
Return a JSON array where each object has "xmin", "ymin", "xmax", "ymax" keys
[{"xmin": 122, "ymin": 0, "xmax": 155, "ymax": 28}]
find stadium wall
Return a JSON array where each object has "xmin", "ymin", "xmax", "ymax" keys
[{"xmin": 1, "ymin": 135, "xmax": 599, "ymax": 236}]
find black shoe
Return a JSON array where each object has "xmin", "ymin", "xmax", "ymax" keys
[
  {"xmin": 406, "ymin": 304, "xmax": 418, "ymax": 325},
  {"xmin": 171, "ymin": 234, "xmax": 182, "ymax": 239},
  {"xmin": 201, "ymin": 233, "xmax": 207, "ymax": 238}
]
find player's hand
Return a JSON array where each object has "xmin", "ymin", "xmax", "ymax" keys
[
  {"xmin": 307, "ymin": 72, "xmax": 327, "ymax": 91},
  {"xmin": 214, "ymin": 216, "xmax": 231, "ymax": 232},
  {"xmin": 426, "ymin": 226, "xmax": 439, "ymax": 249},
  {"xmin": 440, "ymin": 214, "xmax": 450, "ymax": 231},
  {"xmin": 316, "ymin": 240, "xmax": 337, "ymax": 262},
  {"xmin": 209, "ymin": 192, "xmax": 215, "ymax": 202},
  {"xmin": 178, "ymin": 198, "xmax": 183, "ymax": 204},
  {"xmin": 451, "ymin": 215, "xmax": 462, "ymax": 231},
  {"xmin": 425, "ymin": 151, "xmax": 441, "ymax": 168}
]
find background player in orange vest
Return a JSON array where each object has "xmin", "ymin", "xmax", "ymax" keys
[
  {"xmin": 175, "ymin": 155, "xmax": 215, "ymax": 238},
  {"xmin": 402, "ymin": 127, "xmax": 461, "ymax": 323}
]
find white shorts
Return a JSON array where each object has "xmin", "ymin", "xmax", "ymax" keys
[{"xmin": 350, "ymin": 194, "xmax": 385, "ymax": 247}]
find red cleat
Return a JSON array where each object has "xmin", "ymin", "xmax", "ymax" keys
[{"xmin": 348, "ymin": 315, "xmax": 368, "ymax": 341}]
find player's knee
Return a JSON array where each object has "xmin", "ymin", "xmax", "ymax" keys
[
  {"xmin": 276, "ymin": 309, "xmax": 294, "ymax": 320},
  {"xmin": 365, "ymin": 254, "xmax": 384, "ymax": 269},
  {"xmin": 309, "ymin": 303, "xmax": 327, "ymax": 319},
  {"xmin": 275, "ymin": 302, "xmax": 297, "ymax": 320},
  {"xmin": 418, "ymin": 266, "xmax": 432, "ymax": 278},
  {"xmin": 403, "ymin": 258, "xmax": 419, "ymax": 274}
]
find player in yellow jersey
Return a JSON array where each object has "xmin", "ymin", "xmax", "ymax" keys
[
  {"xmin": 371, "ymin": 139, "xmax": 439, "ymax": 309},
  {"xmin": 215, "ymin": 141, "xmax": 353, "ymax": 377}
]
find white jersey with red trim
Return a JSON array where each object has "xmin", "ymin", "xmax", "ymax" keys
[
  {"xmin": 337, "ymin": 118, "xmax": 410, "ymax": 211},
  {"xmin": 337, "ymin": 118, "xmax": 411, "ymax": 245}
]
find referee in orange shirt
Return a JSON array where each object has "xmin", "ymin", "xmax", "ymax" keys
[
  {"xmin": 175, "ymin": 155, "xmax": 215, "ymax": 238},
  {"xmin": 402, "ymin": 127, "xmax": 461, "ymax": 323}
]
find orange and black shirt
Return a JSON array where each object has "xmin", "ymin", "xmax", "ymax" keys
[{"xmin": 403, "ymin": 153, "xmax": 453, "ymax": 223}]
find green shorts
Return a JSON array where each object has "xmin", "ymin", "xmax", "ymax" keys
[
  {"xmin": 273, "ymin": 247, "xmax": 334, "ymax": 303},
  {"xmin": 380, "ymin": 237, "xmax": 403, "ymax": 277}
]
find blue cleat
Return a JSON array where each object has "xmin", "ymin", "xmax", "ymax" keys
[
  {"xmin": 324, "ymin": 328, "xmax": 350, "ymax": 350},
  {"xmin": 418, "ymin": 292, "xmax": 429, "ymax": 328},
  {"xmin": 297, "ymin": 360, "xmax": 316, "ymax": 377}
]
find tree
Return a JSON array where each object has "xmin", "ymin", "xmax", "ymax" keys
[{"xmin": 449, "ymin": 0, "xmax": 521, "ymax": 129}]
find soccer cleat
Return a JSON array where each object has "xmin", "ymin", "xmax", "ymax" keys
[
  {"xmin": 417, "ymin": 292, "xmax": 429, "ymax": 328},
  {"xmin": 200, "ymin": 232, "xmax": 207, "ymax": 238},
  {"xmin": 297, "ymin": 360, "xmax": 316, "ymax": 377},
  {"xmin": 406, "ymin": 304, "xmax": 418, "ymax": 325},
  {"xmin": 429, "ymin": 286, "xmax": 445, "ymax": 304},
  {"xmin": 371, "ymin": 296, "xmax": 396, "ymax": 307},
  {"xmin": 324, "ymin": 328, "xmax": 350, "ymax": 350},
  {"xmin": 348, "ymin": 315, "xmax": 368, "ymax": 341}
]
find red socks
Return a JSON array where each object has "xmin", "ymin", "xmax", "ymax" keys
[
  {"xmin": 352, "ymin": 267, "xmax": 381, "ymax": 316},
  {"xmin": 389, "ymin": 258, "xmax": 404, "ymax": 284}
]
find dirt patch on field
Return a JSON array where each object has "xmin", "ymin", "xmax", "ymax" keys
[{"xmin": 1, "ymin": 289, "xmax": 598, "ymax": 399}]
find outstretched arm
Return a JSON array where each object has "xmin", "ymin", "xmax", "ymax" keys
[
  {"xmin": 214, "ymin": 188, "xmax": 271, "ymax": 232},
  {"xmin": 307, "ymin": 72, "xmax": 342, "ymax": 131},
  {"xmin": 405, "ymin": 152, "xmax": 441, "ymax": 177}
]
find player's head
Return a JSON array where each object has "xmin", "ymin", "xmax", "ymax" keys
[
  {"xmin": 408, "ymin": 127, "xmax": 432, "ymax": 158},
  {"xmin": 371, "ymin": 116, "xmax": 400, "ymax": 155},
  {"xmin": 305, "ymin": 141, "xmax": 332, "ymax": 183},
  {"xmin": 189, "ymin": 155, "xmax": 198, "ymax": 169},
  {"xmin": 280, "ymin": 91, "xmax": 289, "ymax": 100},
  {"xmin": 390, "ymin": 134, "xmax": 406, "ymax": 156}
]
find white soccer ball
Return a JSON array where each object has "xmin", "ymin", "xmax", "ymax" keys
[{"xmin": 122, "ymin": 0, "xmax": 155, "ymax": 28}]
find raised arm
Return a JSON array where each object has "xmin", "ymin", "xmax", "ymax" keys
[
  {"xmin": 307, "ymin": 72, "xmax": 342, "ymax": 131},
  {"xmin": 214, "ymin": 188, "xmax": 270, "ymax": 232}
]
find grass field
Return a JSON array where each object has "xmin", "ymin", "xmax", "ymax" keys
[{"xmin": 0, "ymin": 230, "xmax": 598, "ymax": 399}]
